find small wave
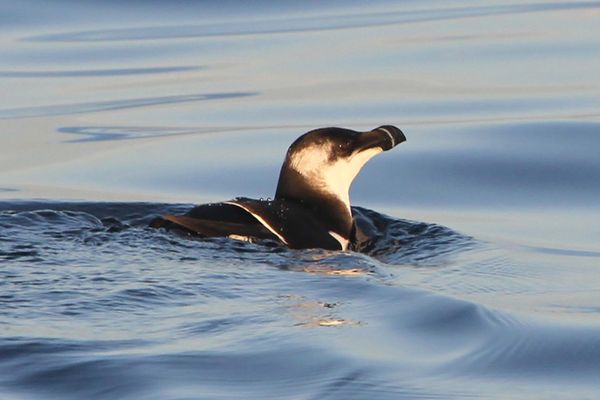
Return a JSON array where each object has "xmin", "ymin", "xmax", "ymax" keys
[
  {"xmin": 351, "ymin": 206, "xmax": 475, "ymax": 265},
  {"xmin": 0, "ymin": 66, "xmax": 202, "ymax": 78},
  {"xmin": 0, "ymin": 201, "xmax": 473, "ymax": 267},
  {"xmin": 0, "ymin": 92, "xmax": 257, "ymax": 119},
  {"xmin": 24, "ymin": 2, "xmax": 600, "ymax": 43},
  {"xmin": 522, "ymin": 244, "xmax": 600, "ymax": 258},
  {"xmin": 58, "ymin": 125, "xmax": 227, "ymax": 143},
  {"xmin": 449, "ymin": 314, "xmax": 600, "ymax": 381},
  {"xmin": 2, "ymin": 202, "xmax": 600, "ymax": 398}
]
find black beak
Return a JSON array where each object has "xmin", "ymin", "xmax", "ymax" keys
[{"xmin": 355, "ymin": 125, "xmax": 406, "ymax": 152}]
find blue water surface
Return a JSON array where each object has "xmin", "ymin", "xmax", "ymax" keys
[{"xmin": 1, "ymin": 1, "xmax": 600, "ymax": 399}]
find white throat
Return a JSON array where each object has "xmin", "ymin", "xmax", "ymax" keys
[{"xmin": 289, "ymin": 145, "xmax": 383, "ymax": 213}]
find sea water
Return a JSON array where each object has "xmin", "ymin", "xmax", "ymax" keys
[{"xmin": 1, "ymin": 1, "xmax": 600, "ymax": 398}]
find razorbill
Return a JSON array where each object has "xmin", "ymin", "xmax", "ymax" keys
[{"xmin": 150, "ymin": 125, "xmax": 406, "ymax": 250}]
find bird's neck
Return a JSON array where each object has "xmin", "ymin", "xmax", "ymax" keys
[{"xmin": 275, "ymin": 167, "xmax": 353, "ymax": 238}]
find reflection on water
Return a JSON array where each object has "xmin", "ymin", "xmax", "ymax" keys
[
  {"xmin": 0, "ymin": 66, "xmax": 202, "ymax": 78},
  {"xmin": 0, "ymin": 92, "xmax": 257, "ymax": 119},
  {"xmin": 2, "ymin": 0, "xmax": 600, "ymax": 398},
  {"xmin": 58, "ymin": 126, "xmax": 215, "ymax": 143},
  {"xmin": 24, "ymin": 2, "xmax": 600, "ymax": 42}
]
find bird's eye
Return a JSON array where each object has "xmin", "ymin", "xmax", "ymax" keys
[{"xmin": 339, "ymin": 140, "xmax": 351, "ymax": 151}]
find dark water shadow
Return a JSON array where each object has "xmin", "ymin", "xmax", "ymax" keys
[
  {"xmin": 0, "ymin": 92, "xmax": 257, "ymax": 119},
  {"xmin": 522, "ymin": 244, "xmax": 600, "ymax": 258},
  {"xmin": 0, "ymin": 188, "xmax": 19, "ymax": 193},
  {"xmin": 24, "ymin": 2, "xmax": 600, "ymax": 42},
  {"xmin": 58, "ymin": 126, "xmax": 213, "ymax": 143},
  {"xmin": 0, "ymin": 66, "xmax": 202, "ymax": 78}
]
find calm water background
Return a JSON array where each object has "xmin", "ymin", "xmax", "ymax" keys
[{"xmin": 1, "ymin": 1, "xmax": 600, "ymax": 398}]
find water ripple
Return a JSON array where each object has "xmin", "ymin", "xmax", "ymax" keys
[
  {"xmin": 0, "ymin": 66, "xmax": 202, "ymax": 78},
  {"xmin": 0, "ymin": 92, "xmax": 257, "ymax": 119},
  {"xmin": 58, "ymin": 126, "xmax": 230, "ymax": 143},
  {"xmin": 24, "ymin": 2, "xmax": 600, "ymax": 43},
  {"xmin": 2, "ymin": 202, "xmax": 600, "ymax": 398}
]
